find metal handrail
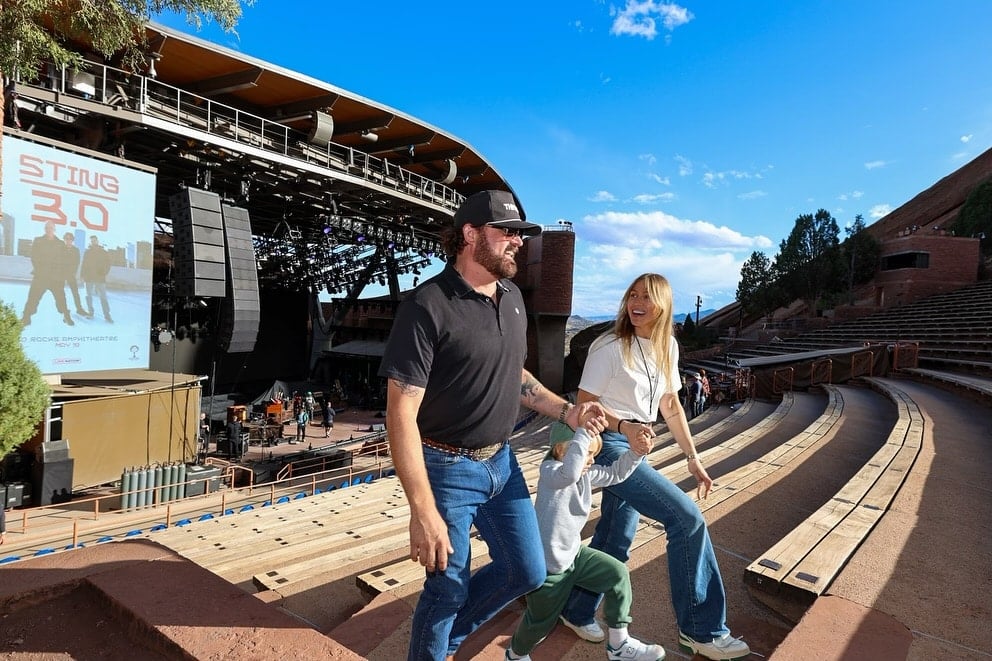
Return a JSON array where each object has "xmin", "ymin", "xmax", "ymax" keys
[{"xmin": 15, "ymin": 60, "xmax": 463, "ymax": 212}]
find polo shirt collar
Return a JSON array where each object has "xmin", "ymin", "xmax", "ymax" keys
[{"xmin": 442, "ymin": 264, "xmax": 510, "ymax": 299}]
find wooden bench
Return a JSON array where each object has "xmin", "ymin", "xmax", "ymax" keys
[
  {"xmin": 903, "ymin": 367, "xmax": 992, "ymax": 399},
  {"xmin": 744, "ymin": 378, "xmax": 923, "ymax": 611}
]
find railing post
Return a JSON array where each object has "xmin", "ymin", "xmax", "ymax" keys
[{"xmin": 72, "ymin": 520, "xmax": 79, "ymax": 549}]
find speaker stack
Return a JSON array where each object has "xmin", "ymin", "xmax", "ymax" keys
[
  {"xmin": 32, "ymin": 440, "xmax": 74, "ymax": 506},
  {"xmin": 169, "ymin": 188, "xmax": 228, "ymax": 298},
  {"xmin": 218, "ymin": 203, "xmax": 260, "ymax": 353}
]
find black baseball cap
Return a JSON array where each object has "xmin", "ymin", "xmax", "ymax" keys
[{"xmin": 453, "ymin": 190, "xmax": 542, "ymax": 237}]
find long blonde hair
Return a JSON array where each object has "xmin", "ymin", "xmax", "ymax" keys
[{"xmin": 594, "ymin": 273, "xmax": 675, "ymax": 380}]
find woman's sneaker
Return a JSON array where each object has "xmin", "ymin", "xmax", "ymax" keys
[
  {"xmin": 678, "ymin": 631, "xmax": 750, "ymax": 660},
  {"xmin": 606, "ymin": 635, "xmax": 666, "ymax": 660},
  {"xmin": 559, "ymin": 615, "xmax": 606, "ymax": 642}
]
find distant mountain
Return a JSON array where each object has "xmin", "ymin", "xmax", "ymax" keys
[{"xmin": 570, "ymin": 309, "xmax": 717, "ymax": 330}]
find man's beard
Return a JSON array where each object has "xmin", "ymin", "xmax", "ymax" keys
[{"xmin": 473, "ymin": 231, "xmax": 518, "ymax": 279}]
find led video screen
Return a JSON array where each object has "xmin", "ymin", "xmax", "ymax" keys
[{"xmin": 0, "ymin": 135, "xmax": 155, "ymax": 373}]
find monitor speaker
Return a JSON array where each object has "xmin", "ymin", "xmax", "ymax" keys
[
  {"xmin": 170, "ymin": 188, "xmax": 227, "ymax": 298},
  {"xmin": 32, "ymin": 459, "xmax": 74, "ymax": 506},
  {"xmin": 218, "ymin": 203, "xmax": 260, "ymax": 353}
]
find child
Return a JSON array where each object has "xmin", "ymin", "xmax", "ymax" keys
[{"xmin": 506, "ymin": 413, "xmax": 665, "ymax": 661}]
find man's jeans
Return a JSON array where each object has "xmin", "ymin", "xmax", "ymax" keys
[
  {"xmin": 408, "ymin": 442, "xmax": 545, "ymax": 661},
  {"xmin": 561, "ymin": 431, "xmax": 730, "ymax": 643}
]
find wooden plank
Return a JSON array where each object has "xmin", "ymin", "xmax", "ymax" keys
[{"xmin": 253, "ymin": 529, "xmax": 411, "ymax": 591}]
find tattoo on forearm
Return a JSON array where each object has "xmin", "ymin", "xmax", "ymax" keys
[
  {"xmin": 521, "ymin": 375, "xmax": 541, "ymax": 403},
  {"xmin": 392, "ymin": 379, "xmax": 422, "ymax": 397}
]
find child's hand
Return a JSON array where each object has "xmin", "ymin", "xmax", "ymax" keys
[
  {"xmin": 577, "ymin": 405, "xmax": 607, "ymax": 434},
  {"xmin": 628, "ymin": 427, "xmax": 654, "ymax": 456}
]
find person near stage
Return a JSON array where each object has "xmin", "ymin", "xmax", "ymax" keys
[
  {"xmin": 21, "ymin": 220, "xmax": 74, "ymax": 327},
  {"xmin": 506, "ymin": 415, "xmax": 663, "ymax": 661},
  {"xmin": 62, "ymin": 232, "xmax": 87, "ymax": 316},
  {"xmin": 559, "ymin": 273, "xmax": 750, "ymax": 661},
  {"xmin": 80, "ymin": 235, "xmax": 113, "ymax": 323},
  {"xmin": 0, "ymin": 507, "xmax": 6, "ymax": 545},
  {"xmin": 294, "ymin": 408, "xmax": 308, "ymax": 443},
  {"xmin": 322, "ymin": 396, "xmax": 335, "ymax": 438},
  {"xmin": 378, "ymin": 189, "xmax": 607, "ymax": 661}
]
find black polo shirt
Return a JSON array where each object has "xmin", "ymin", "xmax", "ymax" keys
[{"xmin": 378, "ymin": 264, "xmax": 528, "ymax": 449}]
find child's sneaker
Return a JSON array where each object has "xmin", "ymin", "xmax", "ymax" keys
[
  {"xmin": 504, "ymin": 648, "xmax": 531, "ymax": 661},
  {"xmin": 606, "ymin": 635, "xmax": 666, "ymax": 660},
  {"xmin": 559, "ymin": 615, "xmax": 606, "ymax": 642},
  {"xmin": 678, "ymin": 631, "xmax": 749, "ymax": 660}
]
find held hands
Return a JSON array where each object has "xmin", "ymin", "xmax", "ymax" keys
[
  {"xmin": 624, "ymin": 421, "xmax": 654, "ymax": 456},
  {"xmin": 567, "ymin": 401, "xmax": 608, "ymax": 434}
]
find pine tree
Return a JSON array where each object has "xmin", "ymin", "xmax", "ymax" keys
[{"xmin": 0, "ymin": 301, "xmax": 50, "ymax": 456}]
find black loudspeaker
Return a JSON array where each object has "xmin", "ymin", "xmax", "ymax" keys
[
  {"xmin": 32, "ymin": 459, "xmax": 74, "ymax": 506},
  {"xmin": 218, "ymin": 203, "xmax": 260, "ymax": 353},
  {"xmin": 170, "ymin": 188, "xmax": 227, "ymax": 298},
  {"xmin": 36, "ymin": 439, "xmax": 70, "ymax": 463}
]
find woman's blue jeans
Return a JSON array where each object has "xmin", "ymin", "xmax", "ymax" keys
[
  {"xmin": 408, "ymin": 442, "xmax": 546, "ymax": 660},
  {"xmin": 561, "ymin": 431, "xmax": 730, "ymax": 642}
]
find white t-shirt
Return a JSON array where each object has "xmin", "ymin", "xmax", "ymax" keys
[{"xmin": 579, "ymin": 333, "xmax": 681, "ymax": 422}]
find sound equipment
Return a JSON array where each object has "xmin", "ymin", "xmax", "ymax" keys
[
  {"xmin": 169, "ymin": 188, "xmax": 227, "ymax": 298},
  {"xmin": 308, "ymin": 110, "xmax": 334, "ymax": 148},
  {"xmin": 32, "ymin": 459, "xmax": 74, "ymax": 506},
  {"xmin": 2, "ymin": 482, "xmax": 30, "ymax": 508},
  {"xmin": 184, "ymin": 465, "xmax": 222, "ymax": 497},
  {"xmin": 218, "ymin": 203, "xmax": 260, "ymax": 353},
  {"xmin": 36, "ymin": 439, "xmax": 70, "ymax": 463}
]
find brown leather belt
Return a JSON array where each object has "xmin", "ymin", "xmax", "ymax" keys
[{"xmin": 422, "ymin": 437, "xmax": 505, "ymax": 461}]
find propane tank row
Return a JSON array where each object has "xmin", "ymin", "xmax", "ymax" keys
[{"xmin": 120, "ymin": 463, "xmax": 188, "ymax": 511}]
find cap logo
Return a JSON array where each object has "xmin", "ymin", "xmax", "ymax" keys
[{"xmin": 503, "ymin": 203, "xmax": 518, "ymax": 213}]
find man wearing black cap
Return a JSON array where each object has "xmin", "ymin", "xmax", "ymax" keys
[{"xmin": 380, "ymin": 190, "xmax": 607, "ymax": 660}]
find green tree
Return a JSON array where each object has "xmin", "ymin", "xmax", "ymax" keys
[
  {"xmin": 1, "ymin": 0, "xmax": 251, "ymax": 202},
  {"xmin": 774, "ymin": 209, "xmax": 844, "ymax": 312},
  {"xmin": 0, "ymin": 301, "xmax": 50, "ymax": 457},
  {"xmin": 955, "ymin": 176, "xmax": 992, "ymax": 253},
  {"xmin": 841, "ymin": 214, "xmax": 881, "ymax": 299},
  {"xmin": 736, "ymin": 250, "xmax": 780, "ymax": 315}
]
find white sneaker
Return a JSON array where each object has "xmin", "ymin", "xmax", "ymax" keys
[
  {"xmin": 607, "ymin": 635, "xmax": 666, "ymax": 660},
  {"xmin": 505, "ymin": 649, "xmax": 531, "ymax": 661},
  {"xmin": 559, "ymin": 615, "xmax": 606, "ymax": 642},
  {"xmin": 678, "ymin": 631, "xmax": 750, "ymax": 660}
]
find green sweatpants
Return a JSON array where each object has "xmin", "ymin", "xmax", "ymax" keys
[{"xmin": 510, "ymin": 545, "xmax": 632, "ymax": 654}]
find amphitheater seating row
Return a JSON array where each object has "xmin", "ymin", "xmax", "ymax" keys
[{"xmin": 744, "ymin": 377, "xmax": 923, "ymax": 605}]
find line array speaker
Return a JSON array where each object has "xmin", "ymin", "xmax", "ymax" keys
[
  {"xmin": 169, "ymin": 188, "xmax": 227, "ymax": 298},
  {"xmin": 218, "ymin": 203, "xmax": 260, "ymax": 353}
]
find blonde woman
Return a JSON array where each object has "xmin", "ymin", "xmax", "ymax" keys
[{"xmin": 560, "ymin": 274, "xmax": 750, "ymax": 661}]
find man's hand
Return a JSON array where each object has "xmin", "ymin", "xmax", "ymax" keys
[
  {"xmin": 408, "ymin": 506, "xmax": 454, "ymax": 572},
  {"xmin": 567, "ymin": 401, "xmax": 607, "ymax": 432}
]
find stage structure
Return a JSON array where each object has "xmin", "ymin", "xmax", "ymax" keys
[{"xmin": 1, "ymin": 19, "xmax": 578, "ymax": 491}]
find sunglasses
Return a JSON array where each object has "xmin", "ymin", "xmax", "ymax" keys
[{"xmin": 486, "ymin": 224, "xmax": 525, "ymax": 239}]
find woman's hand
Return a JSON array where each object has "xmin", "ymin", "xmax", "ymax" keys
[{"xmin": 687, "ymin": 458, "xmax": 714, "ymax": 500}]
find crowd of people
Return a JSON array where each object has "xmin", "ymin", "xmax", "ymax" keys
[{"xmin": 380, "ymin": 191, "xmax": 749, "ymax": 661}]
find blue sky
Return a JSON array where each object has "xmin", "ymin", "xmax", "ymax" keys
[{"xmin": 156, "ymin": 1, "xmax": 992, "ymax": 318}]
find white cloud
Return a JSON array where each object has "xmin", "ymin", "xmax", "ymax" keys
[
  {"xmin": 675, "ymin": 154, "xmax": 693, "ymax": 176},
  {"xmin": 610, "ymin": 1, "xmax": 694, "ymax": 39},
  {"xmin": 600, "ymin": 72, "xmax": 612, "ymax": 84},
  {"xmin": 864, "ymin": 160, "xmax": 888, "ymax": 170},
  {"xmin": 639, "ymin": 153, "xmax": 658, "ymax": 166},
  {"xmin": 701, "ymin": 167, "xmax": 765, "ymax": 189},
  {"xmin": 738, "ymin": 190, "xmax": 767, "ymax": 200},
  {"xmin": 580, "ymin": 209, "xmax": 773, "ymax": 250},
  {"xmin": 952, "ymin": 150, "xmax": 971, "ymax": 161},
  {"xmin": 837, "ymin": 190, "xmax": 864, "ymax": 201},
  {"xmin": 648, "ymin": 173, "xmax": 670, "ymax": 185},
  {"xmin": 589, "ymin": 190, "xmax": 617, "ymax": 202},
  {"xmin": 961, "ymin": 134, "xmax": 973, "ymax": 143},
  {"xmin": 869, "ymin": 204, "xmax": 892, "ymax": 219},
  {"xmin": 631, "ymin": 193, "xmax": 676, "ymax": 204}
]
